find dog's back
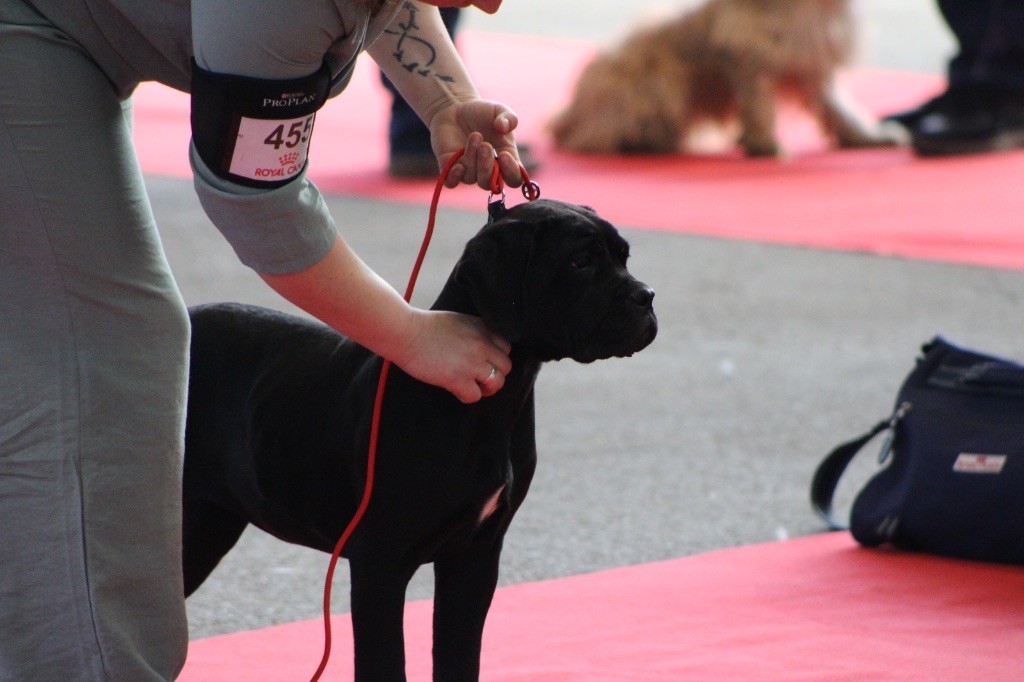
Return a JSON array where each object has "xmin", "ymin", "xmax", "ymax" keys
[{"xmin": 185, "ymin": 303, "xmax": 374, "ymax": 559}]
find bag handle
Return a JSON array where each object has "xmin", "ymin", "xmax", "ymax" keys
[{"xmin": 809, "ymin": 402, "xmax": 911, "ymax": 530}]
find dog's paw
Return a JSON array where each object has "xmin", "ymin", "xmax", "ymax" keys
[
  {"xmin": 866, "ymin": 121, "xmax": 912, "ymax": 147},
  {"xmin": 835, "ymin": 120, "xmax": 910, "ymax": 149},
  {"xmin": 740, "ymin": 137, "xmax": 784, "ymax": 159}
]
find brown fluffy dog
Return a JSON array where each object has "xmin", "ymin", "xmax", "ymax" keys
[{"xmin": 550, "ymin": 0, "xmax": 896, "ymax": 157}]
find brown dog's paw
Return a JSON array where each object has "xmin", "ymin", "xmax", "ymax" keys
[
  {"xmin": 739, "ymin": 135, "xmax": 784, "ymax": 158},
  {"xmin": 838, "ymin": 122, "xmax": 910, "ymax": 148},
  {"xmin": 879, "ymin": 120, "xmax": 912, "ymax": 146}
]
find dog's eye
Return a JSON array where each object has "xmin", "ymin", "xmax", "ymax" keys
[{"xmin": 570, "ymin": 253, "xmax": 594, "ymax": 270}]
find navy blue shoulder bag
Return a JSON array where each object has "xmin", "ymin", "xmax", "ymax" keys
[{"xmin": 811, "ymin": 337, "xmax": 1024, "ymax": 565}]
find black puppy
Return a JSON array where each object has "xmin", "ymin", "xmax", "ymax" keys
[{"xmin": 182, "ymin": 199, "xmax": 657, "ymax": 681}]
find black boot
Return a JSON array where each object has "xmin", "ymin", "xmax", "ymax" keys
[{"xmin": 894, "ymin": 85, "xmax": 1024, "ymax": 156}]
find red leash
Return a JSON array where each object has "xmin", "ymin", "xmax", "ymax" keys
[{"xmin": 310, "ymin": 151, "xmax": 537, "ymax": 681}]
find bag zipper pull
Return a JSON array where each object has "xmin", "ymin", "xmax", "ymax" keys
[{"xmin": 878, "ymin": 401, "xmax": 913, "ymax": 464}]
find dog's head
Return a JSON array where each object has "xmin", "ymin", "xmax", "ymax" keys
[{"xmin": 453, "ymin": 199, "xmax": 657, "ymax": 363}]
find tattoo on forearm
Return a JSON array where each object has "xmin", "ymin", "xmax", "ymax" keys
[{"xmin": 383, "ymin": 3, "xmax": 456, "ymax": 84}]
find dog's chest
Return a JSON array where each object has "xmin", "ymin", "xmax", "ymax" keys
[
  {"xmin": 466, "ymin": 457, "xmax": 515, "ymax": 528},
  {"xmin": 465, "ymin": 457, "xmax": 513, "ymax": 528},
  {"xmin": 477, "ymin": 484, "xmax": 506, "ymax": 525}
]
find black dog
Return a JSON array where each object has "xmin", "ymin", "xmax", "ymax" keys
[{"xmin": 182, "ymin": 199, "xmax": 657, "ymax": 681}]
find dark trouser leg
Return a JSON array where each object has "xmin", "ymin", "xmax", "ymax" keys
[
  {"xmin": 939, "ymin": 0, "xmax": 1024, "ymax": 90},
  {"xmin": 889, "ymin": 0, "xmax": 1024, "ymax": 153}
]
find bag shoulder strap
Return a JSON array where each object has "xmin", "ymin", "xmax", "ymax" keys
[
  {"xmin": 810, "ymin": 338, "xmax": 943, "ymax": 531},
  {"xmin": 809, "ymin": 418, "xmax": 891, "ymax": 530}
]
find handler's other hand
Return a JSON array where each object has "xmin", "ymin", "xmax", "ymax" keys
[{"xmin": 398, "ymin": 309, "xmax": 512, "ymax": 403}]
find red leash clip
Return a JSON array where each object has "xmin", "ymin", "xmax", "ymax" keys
[
  {"xmin": 489, "ymin": 154, "xmax": 540, "ymax": 222},
  {"xmin": 489, "ymin": 154, "xmax": 540, "ymax": 202}
]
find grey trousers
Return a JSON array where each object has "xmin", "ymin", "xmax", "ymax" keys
[{"xmin": 0, "ymin": 3, "xmax": 189, "ymax": 680}]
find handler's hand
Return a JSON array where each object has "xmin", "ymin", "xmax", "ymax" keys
[
  {"xmin": 397, "ymin": 309, "xmax": 512, "ymax": 403},
  {"xmin": 430, "ymin": 99, "xmax": 526, "ymax": 190}
]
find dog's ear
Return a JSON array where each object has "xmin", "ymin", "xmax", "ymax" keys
[{"xmin": 453, "ymin": 218, "xmax": 536, "ymax": 344}]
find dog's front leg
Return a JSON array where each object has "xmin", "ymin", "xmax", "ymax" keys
[
  {"xmin": 735, "ymin": 71, "xmax": 782, "ymax": 157},
  {"xmin": 349, "ymin": 557, "xmax": 415, "ymax": 681},
  {"xmin": 431, "ymin": 543, "xmax": 502, "ymax": 681},
  {"xmin": 811, "ymin": 79, "xmax": 903, "ymax": 148}
]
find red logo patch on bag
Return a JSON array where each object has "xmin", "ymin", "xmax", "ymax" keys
[{"xmin": 953, "ymin": 453, "xmax": 1007, "ymax": 474}]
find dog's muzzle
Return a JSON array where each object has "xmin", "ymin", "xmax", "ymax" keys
[
  {"xmin": 622, "ymin": 285, "xmax": 657, "ymax": 354},
  {"xmin": 576, "ymin": 283, "xmax": 657, "ymax": 362}
]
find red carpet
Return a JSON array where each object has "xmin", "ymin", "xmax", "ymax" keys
[
  {"xmin": 180, "ymin": 532, "xmax": 1024, "ymax": 680},
  {"xmin": 131, "ymin": 32, "xmax": 1024, "ymax": 271}
]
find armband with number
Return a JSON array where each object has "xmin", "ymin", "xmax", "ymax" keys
[{"xmin": 190, "ymin": 59, "xmax": 331, "ymax": 188}]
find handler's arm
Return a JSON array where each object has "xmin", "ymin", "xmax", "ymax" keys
[
  {"xmin": 260, "ymin": 235, "xmax": 511, "ymax": 404},
  {"xmin": 189, "ymin": 0, "xmax": 511, "ymax": 403}
]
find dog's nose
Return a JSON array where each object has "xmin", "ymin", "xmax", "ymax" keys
[{"xmin": 631, "ymin": 287, "xmax": 655, "ymax": 307}]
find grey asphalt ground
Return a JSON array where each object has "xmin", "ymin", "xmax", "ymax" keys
[{"xmin": 165, "ymin": 1, "xmax": 1024, "ymax": 641}]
